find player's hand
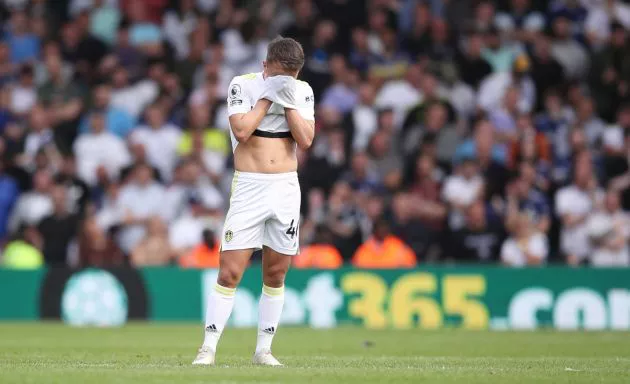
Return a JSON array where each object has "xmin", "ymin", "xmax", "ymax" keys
[{"xmin": 261, "ymin": 75, "xmax": 297, "ymax": 109}]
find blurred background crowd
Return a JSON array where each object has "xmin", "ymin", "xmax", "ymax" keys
[{"xmin": 0, "ymin": 0, "xmax": 629, "ymax": 269}]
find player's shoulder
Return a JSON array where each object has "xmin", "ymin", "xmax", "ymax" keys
[
  {"xmin": 296, "ymin": 79, "xmax": 313, "ymax": 93},
  {"xmin": 296, "ymin": 79, "xmax": 315, "ymax": 103},
  {"xmin": 228, "ymin": 72, "xmax": 261, "ymax": 100},
  {"xmin": 229, "ymin": 72, "xmax": 261, "ymax": 88},
  {"xmin": 232, "ymin": 72, "xmax": 260, "ymax": 82}
]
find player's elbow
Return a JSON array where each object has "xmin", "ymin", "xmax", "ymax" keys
[
  {"xmin": 296, "ymin": 135, "xmax": 313, "ymax": 150},
  {"xmin": 232, "ymin": 128, "xmax": 250, "ymax": 143}
]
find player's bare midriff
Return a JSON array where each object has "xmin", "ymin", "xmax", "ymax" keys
[{"xmin": 233, "ymin": 136, "xmax": 297, "ymax": 173}]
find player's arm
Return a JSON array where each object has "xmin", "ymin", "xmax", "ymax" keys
[
  {"xmin": 285, "ymin": 83, "xmax": 315, "ymax": 150},
  {"xmin": 229, "ymin": 99, "xmax": 272, "ymax": 143},
  {"xmin": 227, "ymin": 76, "xmax": 272, "ymax": 143},
  {"xmin": 285, "ymin": 109, "xmax": 314, "ymax": 150}
]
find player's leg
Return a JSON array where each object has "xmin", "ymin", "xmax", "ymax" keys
[
  {"xmin": 252, "ymin": 246, "xmax": 292, "ymax": 366},
  {"xmin": 253, "ymin": 174, "xmax": 300, "ymax": 366},
  {"xmin": 194, "ymin": 173, "xmax": 269, "ymax": 365},
  {"xmin": 193, "ymin": 249, "xmax": 253, "ymax": 365}
]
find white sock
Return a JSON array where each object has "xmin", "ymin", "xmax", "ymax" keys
[
  {"xmin": 255, "ymin": 284, "xmax": 285, "ymax": 354},
  {"xmin": 202, "ymin": 283, "xmax": 236, "ymax": 351}
]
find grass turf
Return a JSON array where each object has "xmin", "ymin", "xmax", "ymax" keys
[{"xmin": 0, "ymin": 323, "xmax": 628, "ymax": 383}]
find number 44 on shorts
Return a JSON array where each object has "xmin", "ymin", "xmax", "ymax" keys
[{"xmin": 285, "ymin": 219, "xmax": 297, "ymax": 239}]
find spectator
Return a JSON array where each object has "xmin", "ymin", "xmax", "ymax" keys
[
  {"xmin": 74, "ymin": 112, "xmax": 131, "ymax": 186},
  {"xmin": 54, "ymin": 155, "xmax": 91, "ymax": 214},
  {"xmin": 367, "ymin": 127, "xmax": 402, "ymax": 190},
  {"xmin": 529, "ymin": 34, "xmax": 565, "ymax": 109},
  {"xmin": 109, "ymin": 66, "xmax": 159, "ymax": 118},
  {"xmin": 162, "ymin": 0, "xmax": 198, "ymax": 60},
  {"xmin": 127, "ymin": 1, "xmax": 164, "ymax": 49},
  {"xmin": 510, "ymin": 114, "xmax": 552, "ymax": 175},
  {"xmin": 116, "ymin": 163, "xmax": 168, "ymax": 254},
  {"xmin": 589, "ymin": 22, "xmax": 630, "ymax": 122},
  {"xmin": 320, "ymin": 56, "xmax": 360, "ymax": 115},
  {"xmin": 402, "ymin": 101, "xmax": 460, "ymax": 165},
  {"xmin": 505, "ymin": 164, "xmax": 552, "ymax": 233},
  {"xmin": 282, "ymin": 0, "xmax": 317, "ymax": 45},
  {"xmin": 294, "ymin": 226, "xmax": 343, "ymax": 269},
  {"xmin": 79, "ymin": 83, "xmax": 136, "ymax": 138},
  {"xmin": 368, "ymin": 27, "xmax": 410, "ymax": 81},
  {"xmin": 399, "ymin": 153, "xmax": 447, "ymax": 258},
  {"xmin": 9, "ymin": 64, "xmax": 37, "ymax": 116},
  {"xmin": 447, "ymin": 200, "xmax": 504, "ymax": 263},
  {"xmin": 478, "ymin": 54, "xmax": 536, "ymax": 114},
  {"xmin": 500, "ymin": 213, "xmax": 548, "ymax": 266},
  {"xmin": 401, "ymin": 2, "xmax": 432, "ymax": 60},
  {"xmin": 23, "ymin": 104, "xmax": 55, "ymax": 167},
  {"xmin": 78, "ymin": 216, "xmax": 124, "ymax": 267},
  {"xmin": 456, "ymin": 31, "xmax": 492, "ymax": 89},
  {"xmin": 442, "ymin": 155, "xmax": 484, "ymax": 230},
  {"xmin": 348, "ymin": 83, "xmax": 378, "ymax": 151},
  {"xmin": 131, "ymin": 216, "xmax": 174, "ymax": 266},
  {"xmin": 6, "ymin": 10, "xmax": 40, "ymax": 65},
  {"xmin": 489, "ymin": 86, "xmax": 520, "ymax": 145},
  {"xmin": 348, "ymin": 27, "xmax": 371, "ymax": 74},
  {"xmin": 555, "ymin": 151, "xmax": 604, "ymax": 265},
  {"xmin": 343, "ymin": 152, "xmax": 381, "ymax": 194},
  {"xmin": 301, "ymin": 19, "xmax": 338, "ymax": 99},
  {"xmin": 112, "ymin": 24, "xmax": 145, "ymax": 81},
  {"xmin": 177, "ymin": 106, "xmax": 229, "ymax": 181},
  {"xmin": 574, "ymin": 96, "xmax": 606, "ymax": 148},
  {"xmin": 455, "ymin": 119, "xmax": 507, "ymax": 170},
  {"xmin": 585, "ymin": 0, "xmax": 630, "ymax": 46},
  {"xmin": 8, "ymin": 169, "xmax": 53, "ymax": 234},
  {"xmin": 548, "ymin": 1, "xmax": 588, "ymax": 42},
  {"xmin": 587, "ymin": 188, "xmax": 630, "ymax": 267},
  {"xmin": 550, "ymin": 14, "xmax": 590, "ymax": 80},
  {"xmin": 130, "ymin": 103, "xmax": 182, "ymax": 181},
  {"xmin": 481, "ymin": 26, "xmax": 516, "ymax": 73},
  {"xmin": 495, "ymin": 0, "xmax": 545, "ymax": 46},
  {"xmin": 168, "ymin": 188, "xmax": 221, "ymax": 254},
  {"xmin": 374, "ymin": 64, "xmax": 422, "ymax": 128},
  {"xmin": 352, "ymin": 218, "xmax": 416, "ymax": 269},
  {"xmin": 90, "ymin": 0, "xmax": 122, "ymax": 46},
  {"xmin": 326, "ymin": 181, "xmax": 364, "ymax": 259},
  {"xmin": 179, "ymin": 228, "xmax": 221, "ymax": 268},
  {"xmin": 37, "ymin": 53, "xmax": 86, "ymax": 153},
  {"xmin": 60, "ymin": 13, "xmax": 109, "ymax": 76},
  {"xmin": 37, "ymin": 185, "xmax": 80, "ymax": 266}
]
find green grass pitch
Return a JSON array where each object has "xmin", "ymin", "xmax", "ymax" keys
[{"xmin": 0, "ymin": 323, "xmax": 629, "ymax": 383}]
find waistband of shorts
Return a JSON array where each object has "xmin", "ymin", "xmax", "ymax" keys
[{"xmin": 233, "ymin": 170, "xmax": 298, "ymax": 182}]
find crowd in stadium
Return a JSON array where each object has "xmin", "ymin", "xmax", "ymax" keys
[{"xmin": 0, "ymin": 0, "xmax": 629, "ymax": 269}]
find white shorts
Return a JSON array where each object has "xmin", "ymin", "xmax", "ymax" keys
[{"xmin": 221, "ymin": 171, "xmax": 301, "ymax": 255}]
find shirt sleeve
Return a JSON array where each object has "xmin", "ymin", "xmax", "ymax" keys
[
  {"xmin": 226, "ymin": 76, "xmax": 252, "ymax": 116},
  {"xmin": 296, "ymin": 82, "xmax": 315, "ymax": 121}
]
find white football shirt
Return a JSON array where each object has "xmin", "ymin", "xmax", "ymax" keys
[{"xmin": 226, "ymin": 72, "xmax": 315, "ymax": 151}]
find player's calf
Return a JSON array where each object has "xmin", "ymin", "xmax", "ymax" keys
[{"xmin": 193, "ymin": 249, "xmax": 252, "ymax": 366}]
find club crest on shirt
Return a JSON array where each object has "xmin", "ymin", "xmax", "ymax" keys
[{"xmin": 224, "ymin": 230, "xmax": 233, "ymax": 242}]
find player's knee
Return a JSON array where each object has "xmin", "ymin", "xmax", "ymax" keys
[
  {"xmin": 263, "ymin": 264, "xmax": 288, "ymax": 288},
  {"xmin": 217, "ymin": 265, "xmax": 243, "ymax": 288}
]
